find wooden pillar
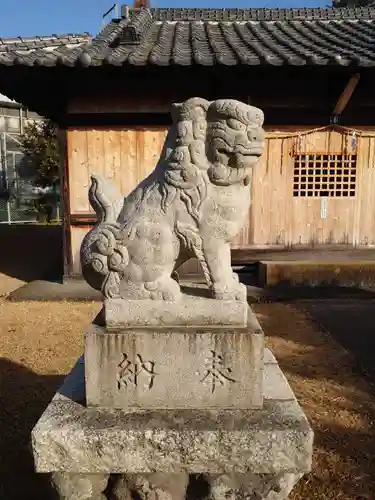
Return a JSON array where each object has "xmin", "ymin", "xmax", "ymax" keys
[{"xmin": 57, "ymin": 127, "xmax": 73, "ymax": 282}]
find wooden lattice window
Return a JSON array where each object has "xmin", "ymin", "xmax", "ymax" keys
[{"xmin": 293, "ymin": 153, "xmax": 357, "ymax": 198}]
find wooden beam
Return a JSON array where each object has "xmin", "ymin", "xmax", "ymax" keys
[
  {"xmin": 70, "ymin": 214, "xmax": 97, "ymax": 226},
  {"xmin": 332, "ymin": 73, "xmax": 360, "ymax": 117},
  {"xmin": 64, "ymin": 112, "xmax": 172, "ymax": 128}
]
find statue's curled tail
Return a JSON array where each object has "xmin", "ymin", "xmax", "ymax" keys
[{"xmin": 80, "ymin": 175, "xmax": 128, "ymax": 297}]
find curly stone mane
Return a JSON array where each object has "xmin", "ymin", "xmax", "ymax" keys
[{"xmin": 155, "ymin": 97, "xmax": 211, "ymax": 224}]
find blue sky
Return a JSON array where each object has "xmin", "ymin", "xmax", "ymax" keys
[{"xmin": 1, "ymin": 0, "xmax": 328, "ymax": 38}]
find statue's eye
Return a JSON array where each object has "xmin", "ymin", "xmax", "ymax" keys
[{"xmin": 227, "ymin": 118, "xmax": 246, "ymax": 131}]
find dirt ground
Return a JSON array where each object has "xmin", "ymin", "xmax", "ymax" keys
[
  {"xmin": 256, "ymin": 301, "xmax": 375, "ymax": 500},
  {"xmin": 1, "ymin": 291, "xmax": 375, "ymax": 499}
]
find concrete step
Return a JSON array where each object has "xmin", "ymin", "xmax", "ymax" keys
[{"xmin": 259, "ymin": 260, "xmax": 375, "ymax": 288}]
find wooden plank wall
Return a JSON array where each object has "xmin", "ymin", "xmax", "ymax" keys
[
  {"xmin": 250, "ymin": 126, "xmax": 375, "ymax": 247},
  {"xmin": 67, "ymin": 126, "xmax": 375, "ymax": 274},
  {"xmin": 68, "ymin": 127, "xmax": 168, "ymax": 213}
]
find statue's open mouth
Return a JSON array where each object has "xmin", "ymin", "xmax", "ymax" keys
[
  {"xmin": 235, "ymin": 144, "xmax": 264, "ymax": 156},
  {"xmin": 218, "ymin": 147, "xmax": 263, "ymax": 159},
  {"xmin": 237, "ymin": 150, "xmax": 263, "ymax": 158}
]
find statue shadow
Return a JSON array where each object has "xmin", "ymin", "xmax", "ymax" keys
[
  {"xmin": 181, "ymin": 285, "xmax": 211, "ymax": 299},
  {"xmin": 0, "ymin": 357, "xmax": 63, "ymax": 500},
  {"xmin": 299, "ymin": 300, "xmax": 375, "ymax": 387}
]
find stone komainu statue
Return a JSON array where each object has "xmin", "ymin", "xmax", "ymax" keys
[{"xmin": 80, "ymin": 98, "xmax": 265, "ymax": 301}]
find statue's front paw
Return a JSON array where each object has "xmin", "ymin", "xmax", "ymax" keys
[
  {"xmin": 213, "ymin": 280, "xmax": 247, "ymax": 301},
  {"xmin": 144, "ymin": 276, "xmax": 182, "ymax": 301}
]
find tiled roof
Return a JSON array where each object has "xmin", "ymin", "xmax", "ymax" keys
[
  {"xmin": 0, "ymin": 33, "xmax": 91, "ymax": 61},
  {"xmin": 127, "ymin": 6, "xmax": 375, "ymax": 21},
  {"xmin": 1, "ymin": 8, "xmax": 375, "ymax": 68}
]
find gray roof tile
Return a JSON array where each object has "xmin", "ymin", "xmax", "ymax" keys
[
  {"xmin": 2, "ymin": 8, "xmax": 375, "ymax": 68},
  {"xmin": 0, "ymin": 33, "xmax": 91, "ymax": 51}
]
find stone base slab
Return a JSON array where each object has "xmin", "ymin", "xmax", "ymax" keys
[
  {"xmin": 50, "ymin": 471, "xmax": 304, "ymax": 500},
  {"xmin": 84, "ymin": 314, "xmax": 264, "ymax": 410},
  {"xmin": 32, "ymin": 350, "xmax": 313, "ymax": 477},
  {"xmin": 104, "ymin": 284, "xmax": 248, "ymax": 328}
]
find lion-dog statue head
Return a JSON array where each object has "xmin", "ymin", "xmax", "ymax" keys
[{"xmin": 205, "ymin": 99, "xmax": 265, "ymax": 186}]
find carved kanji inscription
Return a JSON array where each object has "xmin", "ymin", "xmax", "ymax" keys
[
  {"xmin": 200, "ymin": 350, "xmax": 237, "ymax": 393},
  {"xmin": 117, "ymin": 353, "xmax": 157, "ymax": 390}
]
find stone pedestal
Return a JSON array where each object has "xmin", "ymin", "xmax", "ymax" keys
[
  {"xmin": 104, "ymin": 284, "xmax": 249, "ymax": 329},
  {"xmin": 32, "ymin": 349, "xmax": 313, "ymax": 500},
  {"xmin": 84, "ymin": 306, "xmax": 264, "ymax": 410},
  {"xmin": 85, "ymin": 287, "xmax": 264, "ymax": 411}
]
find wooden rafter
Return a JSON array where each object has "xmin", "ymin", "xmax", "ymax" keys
[{"xmin": 332, "ymin": 73, "xmax": 360, "ymax": 117}]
